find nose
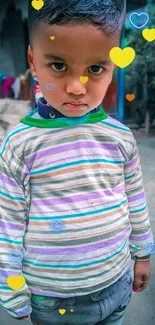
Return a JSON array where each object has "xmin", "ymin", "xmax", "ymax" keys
[{"xmin": 66, "ymin": 78, "xmax": 87, "ymax": 95}]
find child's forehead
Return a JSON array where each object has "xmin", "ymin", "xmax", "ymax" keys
[
  {"xmin": 45, "ymin": 22, "xmax": 105, "ymax": 35},
  {"xmin": 34, "ymin": 22, "xmax": 120, "ymax": 59}
]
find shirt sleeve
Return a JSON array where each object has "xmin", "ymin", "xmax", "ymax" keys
[
  {"xmin": 124, "ymin": 135, "xmax": 154, "ymax": 258},
  {"xmin": 0, "ymin": 136, "xmax": 32, "ymax": 318}
]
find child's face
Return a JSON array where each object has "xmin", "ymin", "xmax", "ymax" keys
[{"xmin": 28, "ymin": 23, "xmax": 120, "ymax": 116}]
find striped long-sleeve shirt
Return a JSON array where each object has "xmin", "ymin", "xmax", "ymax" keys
[{"xmin": 0, "ymin": 102, "xmax": 153, "ymax": 318}]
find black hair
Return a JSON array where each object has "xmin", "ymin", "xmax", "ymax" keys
[{"xmin": 28, "ymin": 0, "xmax": 126, "ymax": 43}]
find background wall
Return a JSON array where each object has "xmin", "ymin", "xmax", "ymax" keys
[{"xmin": 0, "ymin": 0, "xmax": 29, "ymax": 76}]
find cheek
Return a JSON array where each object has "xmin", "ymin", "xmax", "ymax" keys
[
  {"xmin": 98, "ymin": 73, "xmax": 113, "ymax": 92},
  {"xmin": 36, "ymin": 69, "xmax": 112, "ymax": 101},
  {"xmin": 37, "ymin": 77, "xmax": 60, "ymax": 104},
  {"xmin": 88, "ymin": 79, "xmax": 110, "ymax": 98},
  {"xmin": 36, "ymin": 71, "xmax": 57, "ymax": 94}
]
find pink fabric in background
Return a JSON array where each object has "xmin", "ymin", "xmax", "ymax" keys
[{"xmin": 2, "ymin": 77, "xmax": 14, "ymax": 98}]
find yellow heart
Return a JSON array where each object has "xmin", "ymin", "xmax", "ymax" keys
[
  {"xmin": 31, "ymin": 0, "xmax": 44, "ymax": 10},
  {"xmin": 80, "ymin": 76, "xmax": 88, "ymax": 84},
  {"xmin": 50, "ymin": 36, "xmax": 55, "ymax": 41},
  {"xmin": 59, "ymin": 309, "xmax": 66, "ymax": 315},
  {"xmin": 126, "ymin": 94, "xmax": 135, "ymax": 102},
  {"xmin": 109, "ymin": 47, "xmax": 136, "ymax": 68},
  {"xmin": 7, "ymin": 275, "xmax": 25, "ymax": 291},
  {"xmin": 142, "ymin": 28, "xmax": 155, "ymax": 42}
]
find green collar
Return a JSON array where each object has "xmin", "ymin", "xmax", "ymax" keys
[{"xmin": 20, "ymin": 106, "xmax": 107, "ymax": 128}]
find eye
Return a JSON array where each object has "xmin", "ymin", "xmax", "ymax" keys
[
  {"xmin": 51, "ymin": 63, "xmax": 67, "ymax": 72},
  {"xmin": 89, "ymin": 65, "xmax": 104, "ymax": 75}
]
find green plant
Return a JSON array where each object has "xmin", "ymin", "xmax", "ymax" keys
[{"xmin": 125, "ymin": 3, "xmax": 155, "ymax": 103}]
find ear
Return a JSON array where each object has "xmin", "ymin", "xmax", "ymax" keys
[{"xmin": 27, "ymin": 45, "xmax": 37, "ymax": 78}]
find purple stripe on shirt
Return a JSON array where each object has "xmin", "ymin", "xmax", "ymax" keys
[
  {"xmin": 30, "ymin": 288, "xmax": 71, "ymax": 298},
  {"xmin": 127, "ymin": 153, "xmax": 138, "ymax": 168},
  {"xmin": 38, "ymin": 152, "xmax": 123, "ymax": 169},
  {"xmin": 0, "ymin": 174, "xmax": 17, "ymax": 187},
  {"xmin": 0, "ymin": 220, "xmax": 23, "ymax": 230},
  {"xmin": 26, "ymin": 142, "xmax": 118, "ymax": 165},
  {"xmin": 26, "ymin": 243, "xmax": 125, "ymax": 263},
  {"xmin": 130, "ymin": 229, "xmax": 152, "ymax": 241},
  {"xmin": 32, "ymin": 184, "xmax": 126, "ymax": 206},
  {"xmin": 26, "ymin": 226, "xmax": 131, "ymax": 255},
  {"xmin": 0, "ymin": 270, "xmax": 20, "ymax": 277},
  {"xmin": 128, "ymin": 192, "xmax": 145, "ymax": 202}
]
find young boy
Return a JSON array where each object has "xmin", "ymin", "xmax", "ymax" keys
[{"xmin": 0, "ymin": 0, "xmax": 153, "ymax": 324}]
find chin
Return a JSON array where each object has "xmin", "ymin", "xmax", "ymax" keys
[
  {"xmin": 62, "ymin": 108, "xmax": 90, "ymax": 117},
  {"xmin": 64, "ymin": 111, "xmax": 87, "ymax": 117}
]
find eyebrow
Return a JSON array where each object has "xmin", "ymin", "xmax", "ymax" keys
[{"xmin": 44, "ymin": 54, "xmax": 111, "ymax": 66}]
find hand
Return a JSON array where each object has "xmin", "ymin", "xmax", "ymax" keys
[{"xmin": 133, "ymin": 260, "xmax": 151, "ymax": 292}]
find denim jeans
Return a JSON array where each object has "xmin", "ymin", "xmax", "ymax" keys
[{"xmin": 30, "ymin": 266, "xmax": 133, "ymax": 325}]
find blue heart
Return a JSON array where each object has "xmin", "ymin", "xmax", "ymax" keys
[
  {"xmin": 51, "ymin": 220, "xmax": 64, "ymax": 232},
  {"xmin": 144, "ymin": 243, "xmax": 155, "ymax": 255},
  {"xmin": 9, "ymin": 252, "xmax": 23, "ymax": 264},
  {"xmin": 129, "ymin": 12, "xmax": 149, "ymax": 29}
]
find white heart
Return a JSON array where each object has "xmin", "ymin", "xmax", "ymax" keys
[{"xmin": 46, "ymin": 83, "xmax": 55, "ymax": 91}]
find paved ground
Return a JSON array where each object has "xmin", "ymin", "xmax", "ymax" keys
[
  {"xmin": 124, "ymin": 128, "xmax": 155, "ymax": 325},
  {"xmin": 1, "ymin": 128, "xmax": 155, "ymax": 325}
]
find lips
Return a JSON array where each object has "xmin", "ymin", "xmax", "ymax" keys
[
  {"xmin": 68, "ymin": 102, "xmax": 85, "ymax": 105},
  {"xmin": 65, "ymin": 102, "xmax": 86, "ymax": 106},
  {"xmin": 64, "ymin": 102, "xmax": 87, "ymax": 110}
]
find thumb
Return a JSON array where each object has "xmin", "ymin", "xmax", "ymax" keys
[{"xmin": 133, "ymin": 274, "xmax": 143, "ymax": 290}]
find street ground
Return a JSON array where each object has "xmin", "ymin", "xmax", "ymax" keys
[{"xmin": 1, "ymin": 128, "xmax": 155, "ymax": 325}]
